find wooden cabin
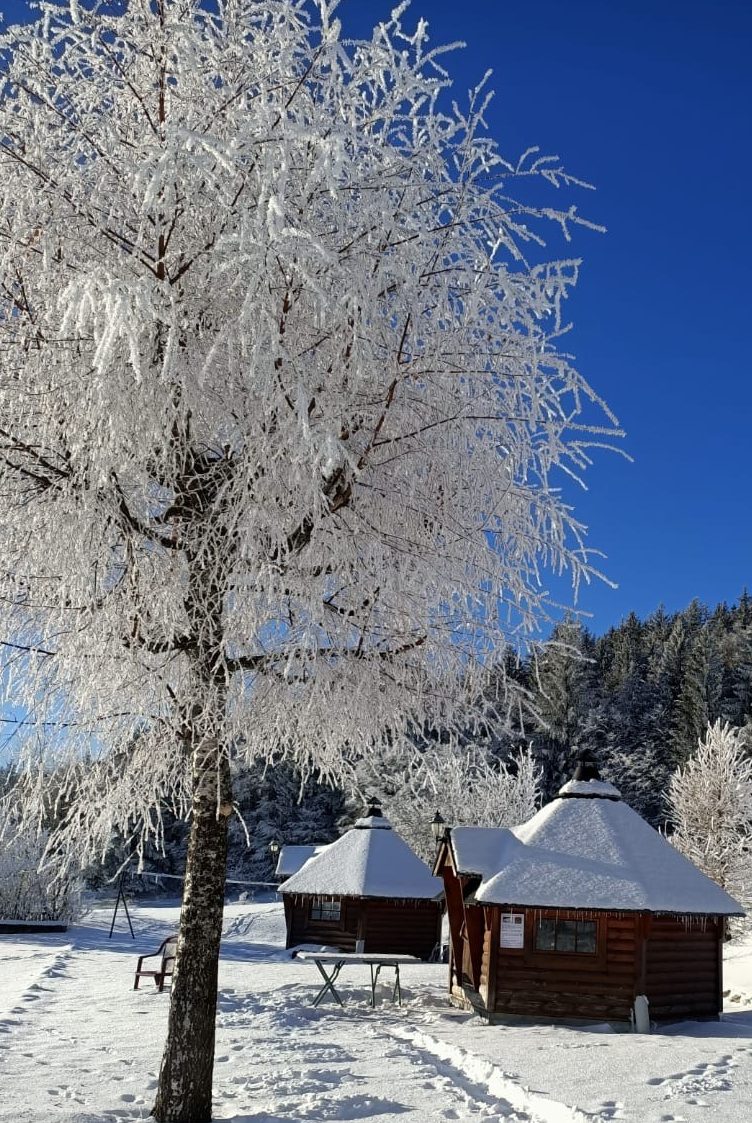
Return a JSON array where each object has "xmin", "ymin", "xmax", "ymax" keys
[
  {"xmin": 435, "ymin": 757, "xmax": 744, "ymax": 1027},
  {"xmin": 274, "ymin": 844, "xmax": 328, "ymax": 883},
  {"xmin": 279, "ymin": 803, "xmax": 443, "ymax": 960}
]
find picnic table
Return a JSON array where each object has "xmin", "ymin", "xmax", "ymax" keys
[{"xmin": 296, "ymin": 950, "xmax": 421, "ymax": 1008}]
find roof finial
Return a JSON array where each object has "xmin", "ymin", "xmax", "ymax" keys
[
  {"xmin": 366, "ymin": 795, "xmax": 383, "ymax": 819},
  {"xmin": 572, "ymin": 748, "xmax": 601, "ymax": 783}
]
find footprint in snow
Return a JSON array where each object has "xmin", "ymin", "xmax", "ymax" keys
[
  {"xmin": 649, "ymin": 1057, "xmax": 734, "ymax": 1100},
  {"xmin": 305, "ymin": 1069, "xmax": 341, "ymax": 1084},
  {"xmin": 597, "ymin": 1100, "xmax": 625, "ymax": 1120}
]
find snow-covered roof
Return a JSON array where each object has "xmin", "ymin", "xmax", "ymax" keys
[
  {"xmin": 279, "ymin": 812, "xmax": 442, "ymax": 900},
  {"xmin": 558, "ymin": 779, "xmax": 621, "ymax": 799},
  {"xmin": 352, "ymin": 815, "xmax": 391, "ymax": 829},
  {"xmin": 274, "ymin": 844, "xmax": 329, "ymax": 879},
  {"xmin": 450, "ymin": 779, "xmax": 744, "ymax": 916},
  {"xmin": 449, "ymin": 827, "xmax": 509, "ymax": 881}
]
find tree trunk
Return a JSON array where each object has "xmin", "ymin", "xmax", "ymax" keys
[
  {"xmin": 152, "ymin": 450, "xmax": 236, "ymax": 1122},
  {"xmin": 152, "ymin": 733, "xmax": 232, "ymax": 1123}
]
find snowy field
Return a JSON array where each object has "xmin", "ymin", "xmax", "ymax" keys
[{"xmin": 2, "ymin": 900, "xmax": 752, "ymax": 1122}]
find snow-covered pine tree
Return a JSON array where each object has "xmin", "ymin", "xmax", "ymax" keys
[
  {"xmin": 226, "ymin": 758, "xmax": 344, "ymax": 879},
  {"xmin": 0, "ymin": 3, "xmax": 617, "ymax": 1119},
  {"xmin": 660, "ymin": 601, "xmax": 711, "ymax": 768},
  {"xmin": 666, "ymin": 720, "xmax": 752, "ymax": 917},
  {"xmin": 710, "ymin": 600, "xmax": 752, "ymax": 727},
  {"xmin": 527, "ymin": 619, "xmax": 596, "ymax": 796}
]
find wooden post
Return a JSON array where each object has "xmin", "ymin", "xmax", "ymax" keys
[
  {"xmin": 465, "ymin": 904, "xmax": 484, "ymax": 990},
  {"xmin": 486, "ymin": 907, "xmax": 499, "ymax": 1017},
  {"xmin": 716, "ymin": 917, "xmax": 724, "ymax": 1016},
  {"xmin": 108, "ymin": 869, "xmax": 135, "ymax": 940},
  {"xmin": 442, "ymin": 869, "xmax": 466, "ymax": 994}
]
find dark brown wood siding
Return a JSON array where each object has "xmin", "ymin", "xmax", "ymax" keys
[
  {"xmin": 492, "ymin": 908, "xmax": 639, "ymax": 1022},
  {"xmin": 363, "ymin": 899, "xmax": 442, "ymax": 960},
  {"xmin": 479, "ymin": 909, "xmax": 496, "ymax": 1008},
  {"xmin": 442, "ymin": 866, "xmax": 468, "ymax": 993},
  {"xmin": 284, "ymin": 894, "xmax": 358, "ymax": 951},
  {"xmin": 283, "ymin": 894, "xmax": 442, "ymax": 960},
  {"xmin": 464, "ymin": 904, "xmax": 485, "ymax": 990},
  {"xmin": 644, "ymin": 916, "xmax": 723, "ymax": 1020}
]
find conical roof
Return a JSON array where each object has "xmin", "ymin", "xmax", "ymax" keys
[
  {"xmin": 450, "ymin": 778, "xmax": 743, "ymax": 916},
  {"xmin": 279, "ymin": 810, "xmax": 442, "ymax": 900}
]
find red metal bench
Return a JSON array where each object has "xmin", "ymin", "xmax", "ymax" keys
[{"xmin": 134, "ymin": 936, "xmax": 177, "ymax": 992}]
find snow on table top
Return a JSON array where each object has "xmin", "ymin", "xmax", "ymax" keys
[
  {"xmin": 295, "ymin": 951, "xmax": 422, "ymax": 964},
  {"xmin": 279, "ymin": 813, "xmax": 442, "ymax": 900},
  {"xmin": 454, "ymin": 782, "xmax": 743, "ymax": 915}
]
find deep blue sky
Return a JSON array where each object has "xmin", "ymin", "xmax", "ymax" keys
[
  {"xmin": 2, "ymin": 0, "xmax": 749, "ymax": 634},
  {"xmin": 337, "ymin": 0, "xmax": 752, "ymax": 634}
]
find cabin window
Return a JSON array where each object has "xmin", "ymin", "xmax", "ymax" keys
[
  {"xmin": 535, "ymin": 918, "xmax": 597, "ymax": 954},
  {"xmin": 310, "ymin": 898, "xmax": 341, "ymax": 922}
]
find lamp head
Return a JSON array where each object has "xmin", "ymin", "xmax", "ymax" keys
[{"xmin": 431, "ymin": 809, "xmax": 446, "ymax": 842}]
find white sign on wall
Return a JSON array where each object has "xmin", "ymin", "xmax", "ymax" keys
[{"xmin": 500, "ymin": 912, "xmax": 525, "ymax": 949}]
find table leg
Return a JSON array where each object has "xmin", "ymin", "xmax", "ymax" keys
[
  {"xmin": 393, "ymin": 963, "xmax": 401, "ymax": 1006},
  {"xmin": 370, "ymin": 963, "xmax": 383, "ymax": 1007},
  {"xmin": 312, "ymin": 960, "xmax": 344, "ymax": 1007}
]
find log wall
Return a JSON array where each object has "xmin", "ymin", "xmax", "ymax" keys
[
  {"xmin": 479, "ymin": 908, "xmax": 498, "ymax": 1010},
  {"xmin": 644, "ymin": 916, "xmax": 722, "ymax": 1020},
  {"xmin": 362, "ymin": 899, "xmax": 443, "ymax": 959},
  {"xmin": 283, "ymin": 894, "xmax": 442, "ymax": 960},
  {"xmin": 486, "ymin": 909, "xmax": 724, "ymax": 1023},
  {"xmin": 492, "ymin": 909, "xmax": 638, "ymax": 1022},
  {"xmin": 284, "ymin": 894, "xmax": 358, "ymax": 951}
]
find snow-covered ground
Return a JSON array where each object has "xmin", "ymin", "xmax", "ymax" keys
[{"xmin": 2, "ymin": 899, "xmax": 752, "ymax": 1122}]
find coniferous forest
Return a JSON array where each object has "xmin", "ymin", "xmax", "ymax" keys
[{"xmin": 521, "ymin": 593, "xmax": 752, "ymax": 825}]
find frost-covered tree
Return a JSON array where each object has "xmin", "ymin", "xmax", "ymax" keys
[
  {"xmin": 666, "ymin": 720, "xmax": 752, "ymax": 914},
  {"xmin": 362, "ymin": 742, "xmax": 540, "ymax": 862},
  {"xmin": 0, "ymin": 812, "xmax": 79, "ymax": 923},
  {"xmin": 0, "ymin": 2, "xmax": 616, "ymax": 1119}
]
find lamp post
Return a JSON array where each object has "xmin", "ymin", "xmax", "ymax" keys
[
  {"xmin": 268, "ymin": 838, "xmax": 281, "ymax": 876},
  {"xmin": 431, "ymin": 810, "xmax": 446, "ymax": 850}
]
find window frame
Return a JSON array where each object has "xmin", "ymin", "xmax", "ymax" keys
[
  {"xmin": 309, "ymin": 897, "xmax": 342, "ymax": 923},
  {"xmin": 534, "ymin": 916, "xmax": 598, "ymax": 956}
]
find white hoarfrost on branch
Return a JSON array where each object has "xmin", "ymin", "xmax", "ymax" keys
[
  {"xmin": 0, "ymin": 1, "xmax": 618, "ymax": 1119},
  {"xmin": 0, "ymin": 811, "xmax": 80, "ymax": 923},
  {"xmin": 667, "ymin": 720, "xmax": 752, "ymax": 917},
  {"xmin": 361, "ymin": 743, "xmax": 541, "ymax": 863}
]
